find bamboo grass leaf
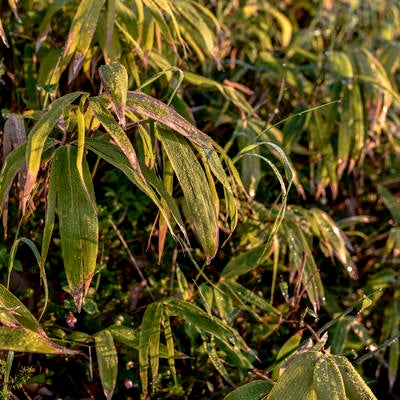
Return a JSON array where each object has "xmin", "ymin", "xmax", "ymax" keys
[
  {"xmin": 162, "ymin": 313, "xmax": 178, "ymax": 385},
  {"xmin": 84, "ymin": 137, "xmax": 186, "ymax": 241},
  {"xmin": 0, "ymin": 327, "xmax": 78, "ymax": 355},
  {"xmin": 52, "ymin": 0, "xmax": 105, "ymax": 84},
  {"xmin": 164, "ymin": 298, "xmax": 247, "ymax": 350},
  {"xmin": 219, "ymin": 280, "xmax": 281, "ymax": 317},
  {"xmin": 95, "ymin": 329, "xmax": 118, "ymax": 400},
  {"xmin": 313, "ymin": 356, "xmax": 346, "ymax": 400},
  {"xmin": 52, "ymin": 145, "xmax": 98, "ymax": 311},
  {"xmin": 267, "ymin": 351, "xmax": 319, "ymax": 399},
  {"xmin": 88, "ymin": 96, "xmax": 145, "ymax": 182},
  {"xmin": 333, "ymin": 355, "xmax": 377, "ymax": 399},
  {"xmin": 205, "ymin": 339, "xmax": 235, "ymax": 386},
  {"xmin": 127, "ymin": 91, "xmax": 213, "ymax": 150},
  {"xmin": 377, "ymin": 185, "xmax": 400, "ymax": 224},
  {"xmin": 223, "ymin": 380, "xmax": 272, "ymax": 400},
  {"xmin": 0, "ymin": 284, "xmax": 39, "ymax": 332},
  {"xmin": 22, "ymin": 92, "xmax": 84, "ymax": 214},
  {"xmin": 139, "ymin": 302, "xmax": 163, "ymax": 396},
  {"xmin": 157, "ymin": 129, "xmax": 218, "ymax": 261},
  {"xmin": 271, "ymin": 332, "xmax": 303, "ymax": 381},
  {"xmin": 99, "ymin": 63, "xmax": 128, "ymax": 128}
]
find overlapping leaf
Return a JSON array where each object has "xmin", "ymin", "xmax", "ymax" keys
[{"xmin": 46, "ymin": 145, "xmax": 98, "ymax": 311}]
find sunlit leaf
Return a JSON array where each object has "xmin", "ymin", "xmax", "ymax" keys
[
  {"xmin": 223, "ymin": 380, "xmax": 272, "ymax": 400},
  {"xmin": 51, "ymin": 145, "xmax": 98, "ymax": 311},
  {"xmin": 95, "ymin": 329, "xmax": 118, "ymax": 400},
  {"xmin": 0, "ymin": 327, "xmax": 78, "ymax": 355},
  {"xmin": 158, "ymin": 129, "xmax": 218, "ymax": 261},
  {"xmin": 139, "ymin": 301, "xmax": 163, "ymax": 396},
  {"xmin": 23, "ymin": 92, "xmax": 84, "ymax": 214},
  {"xmin": 99, "ymin": 63, "xmax": 128, "ymax": 128},
  {"xmin": 334, "ymin": 355, "xmax": 377, "ymax": 399}
]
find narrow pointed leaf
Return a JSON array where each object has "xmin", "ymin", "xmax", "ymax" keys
[
  {"xmin": 52, "ymin": 0, "xmax": 105, "ymax": 83},
  {"xmin": 99, "ymin": 63, "xmax": 128, "ymax": 128},
  {"xmin": 52, "ymin": 145, "xmax": 98, "ymax": 311},
  {"xmin": 95, "ymin": 329, "xmax": 118, "ymax": 400},
  {"xmin": 127, "ymin": 91, "xmax": 213, "ymax": 150},
  {"xmin": 267, "ymin": 351, "xmax": 319, "ymax": 399},
  {"xmin": 23, "ymin": 92, "xmax": 84, "ymax": 213},
  {"xmin": 139, "ymin": 302, "xmax": 163, "ymax": 396},
  {"xmin": 158, "ymin": 129, "xmax": 218, "ymax": 261},
  {"xmin": 164, "ymin": 298, "xmax": 246, "ymax": 349},
  {"xmin": 89, "ymin": 96, "xmax": 145, "ymax": 181},
  {"xmin": 313, "ymin": 356, "xmax": 346, "ymax": 400},
  {"xmin": 84, "ymin": 137, "xmax": 186, "ymax": 240},
  {"xmin": 0, "ymin": 284, "xmax": 39, "ymax": 331},
  {"xmin": 0, "ymin": 327, "xmax": 78, "ymax": 355},
  {"xmin": 333, "ymin": 355, "xmax": 377, "ymax": 399}
]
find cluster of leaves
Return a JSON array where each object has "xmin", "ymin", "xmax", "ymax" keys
[{"xmin": 0, "ymin": 0, "xmax": 399, "ymax": 399}]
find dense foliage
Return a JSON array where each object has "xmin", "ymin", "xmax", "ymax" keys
[{"xmin": 0, "ymin": 0, "xmax": 399, "ymax": 399}]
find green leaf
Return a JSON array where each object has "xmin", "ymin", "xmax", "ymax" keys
[
  {"xmin": 164, "ymin": 298, "xmax": 246, "ymax": 349},
  {"xmin": 313, "ymin": 356, "xmax": 346, "ymax": 400},
  {"xmin": 158, "ymin": 129, "xmax": 218, "ymax": 261},
  {"xmin": 272, "ymin": 331, "xmax": 302, "ymax": 380},
  {"xmin": 267, "ymin": 351, "xmax": 319, "ymax": 399},
  {"xmin": 224, "ymin": 380, "xmax": 272, "ymax": 400},
  {"xmin": 219, "ymin": 280, "xmax": 281, "ymax": 317},
  {"xmin": 22, "ymin": 92, "xmax": 84, "ymax": 213},
  {"xmin": 95, "ymin": 329, "xmax": 118, "ymax": 400},
  {"xmin": 377, "ymin": 185, "xmax": 400, "ymax": 225},
  {"xmin": 221, "ymin": 246, "xmax": 265, "ymax": 278},
  {"xmin": 139, "ymin": 302, "xmax": 163, "ymax": 396},
  {"xmin": 52, "ymin": 0, "xmax": 105, "ymax": 83},
  {"xmin": 127, "ymin": 91, "xmax": 213, "ymax": 150},
  {"xmin": 88, "ymin": 96, "xmax": 145, "ymax": 182},
  {"xmin": 0, "ymin": 284, "xmax": 39, "ymax": 331},
  {"xmin": 51, "ymin": 145, "xmax": 98, "ymax": 311},
  {"xmin": 0, "ymin": 327, "xmax": 77, "ymax": 355},
  {"xmin": 333, "ymin": 355, "xmax": 377, "ymax": 399},
  {"xmin": 84, "ymin": 137, "xmax": 186, "ymax": 241},
  {"xmin": 99, "ymin": 63, "xmax": 128, "ymax": 128}
]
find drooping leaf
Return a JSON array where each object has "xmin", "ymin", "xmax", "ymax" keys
[
  {"xmin": 267, "ymin": 351, "xmax": 319, "ymax": 399},
  {"xmin": 334, "ymin": 355, "xmax": 377, "ymax": 399},
  {"xmin": 88, "ymin": 96, "xmax": 145, "ymax": 181},
  {"xmin": 22, "ymin": 92, "xmax": 84, "ymax": 214},
  {"xmin": 0, "ymin": 284, "xmax": 39, "ymax": 331},
  {"xmin": 99, "ymin": 63, "xmax": 128, "ymax": 128},
  {"xmin": 164, "ymin": 298, "xmax": 246, "ymax": 349},
  {"xmin": 51, "ymin": 0, "xmax": 105, "ymax": 83},
  {"xmin": 138, "ymin": 302, "xmax": 163, "ymax": 396},
  {"xmin": 313, "ymin": 355, "xmax": 346, "ymax": 400},
  {"xmin": 127, "ymin": 91, "xmax": 213, "ymax": 150},
  {"xmin": 158, "ymin": 129, "xmax": 218, "ymax": 261},
  {"xmin": 95, "ymin": 329, "xmax": 118, "ymax": 400},
  {"xmin": 51, "ymin": 145, "xmax": 98, "ymax": 311},
  {"xmin": 84, "ymin": 137, "xmax": 186, "ymax": 241},
  {"xmin": 0, "ymin": 327, "xmax": 77, "ymax": 354}
]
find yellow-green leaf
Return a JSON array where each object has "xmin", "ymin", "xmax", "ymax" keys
[
  {"xmin": 0, "ymin": 327, "xmax": 77, "ymax": 355},
  {"xmin": 99, "ymin": 63, "xmax": 128, "ymax": 128},
  {"xmin": 23, "ymin": 92, "xmax": 84, "ymax": 214},
  {"xmin": 95, "ymin": 329, "xmax": 118, "ymax": 400},
  {"xmin": 158, "ymin": 129, "xmax": 218, "ymax": 261},
  {"xmin": 51, "ymin": 145, "xmax": 98, "ymax": 311}
]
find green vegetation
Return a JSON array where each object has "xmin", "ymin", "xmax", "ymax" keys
[{"xmin": 0, "ymin": 0, "xmax": 399, "ymax": 398}]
